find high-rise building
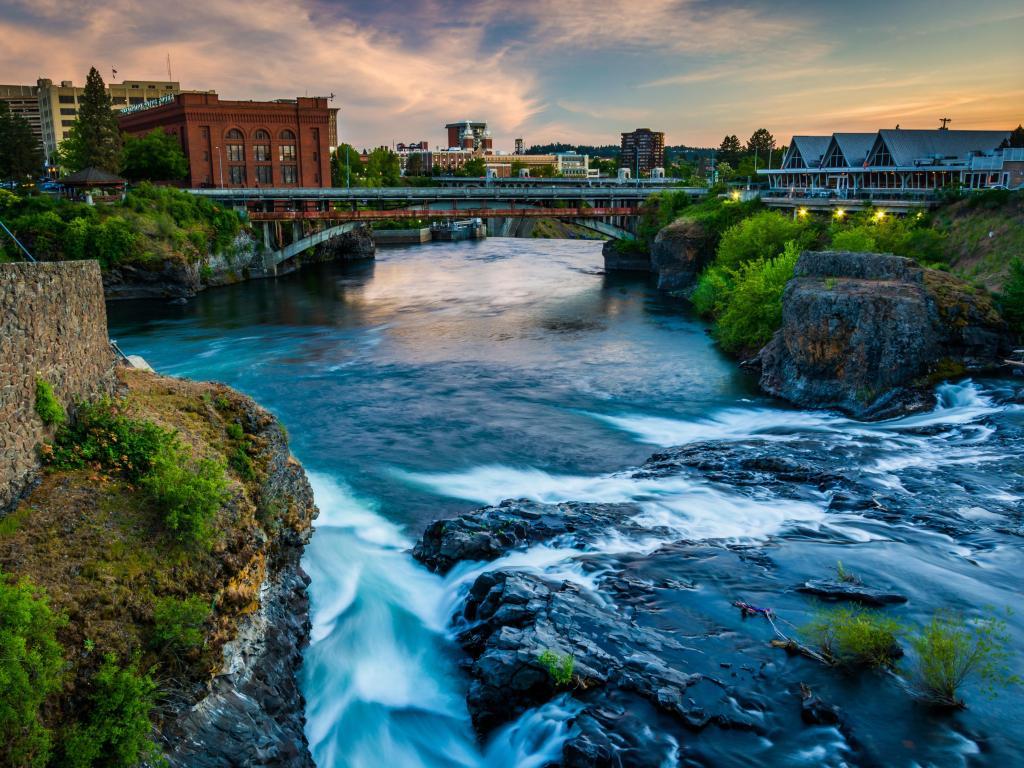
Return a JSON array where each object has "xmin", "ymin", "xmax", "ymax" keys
[
  {"xmin": 36, "ymin": 78, "xmax": 182, "ymax": 164},
  {"xmin": 514, "ymin": 138, "xmax": 524, "ymax": 155},
  {"xmin": 0, "ymin": 84, "xmax": 43, "ymax": 148},
  {"xmin": 620, "ymin": 128, "xmax": 665, "ymax": 176},
  {"xmin": 445, "ymin": 120, "xmax": 488, "ymax": 151}
]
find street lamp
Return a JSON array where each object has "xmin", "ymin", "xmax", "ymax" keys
[{"xmin": 215, "ymin": 145, "xmax": 224, "ymax": 188}]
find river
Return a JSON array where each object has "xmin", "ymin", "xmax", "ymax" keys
[{"xmin": 108, "ymin": 238, "xmax": 1024, "ymax": 767}]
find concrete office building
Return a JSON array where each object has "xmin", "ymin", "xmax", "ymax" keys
[
  {"xmin": 620, "ymin": 128, "xmax": 665, "ymax": 176},
  {"xmin": 0, "ymin": 84, "xmax": 43, "ymax": 147}
]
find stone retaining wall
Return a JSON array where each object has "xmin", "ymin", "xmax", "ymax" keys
[{"xmin": 1, "ymin": 261, "xmax": 115, "ymax": 509}]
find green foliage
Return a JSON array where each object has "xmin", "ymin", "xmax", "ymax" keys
[
  {"xmin": 0, "ymin": 571, "xmax": 65, "ymax": 768},
  {"xmin": 908, "ymin": 610, "xmax": 1020, "ymax": 707},
  {"xmin": 462, "ymin": 157, "xmax": 487, "ymax": 178},
  {"xmin": 46, "ymin": 399, "xmax": 228, "ymax": 546},
  {"xmin": 140, "ymin": 442, "xmax": 227, "ymax": 547},
  {"xmin": 804, "ymin": 605, "xmax": 902, "ymax": 668},
  {"xmin": 636, "ymin": 190, "xmax": 692, "ymax": 245},
  {"xmin": 713, "ymin": 241, "xmax": 801, "ymax": 352},
  {"xmin": 55, "ymin": 67, "xmax": 122, "ymax": 174},
  {"xmin": 91, "ymin": 218, "xmax": 139, "ymax": 268},
  {"xmin": 151, "ymin": 596, "xmax": 210, "ymax": 653},
  {"xmin": 691, "ymin": 263, "xmax": 733, "ymax": 318},
  {"xmin": 0, "ymin": 101, "xmax": 43, "ymax": 181},
  {"xmin": 538, "ymin": 649, "xmax": 574, "ymax": 686},
  {"xmin": 715, "ymin": 211, "xmax": 811, "ymax": 270},
  {"xmin": 34, "ymin": 378, "xmax": 66, "ymax": 427},
  {"xmin": 835, "ymin": 560, "xmax": 860, "ymax": 584},
  {"xmin": 333, "ymin": 145, "xmax": 402, "ymax": 187},
  {"xmin": 120, "ymin": 128, "xmax": 189, "ymax": 182},
  {"xmin": 229, "ymin": 445, "xmax": 256, "ymax": 481},
  {"xmin": 830, "ymin": 227, "xmax": 878, "ymax": 252},
  {"xmin": 717, "ymin": 134, "xmax": 743, "ymax": 167},
  {"xmin": 828, "ymin": 214, "xmax": 948, "ymax": 265},
  {"xmin": 59, "ymin": 654, "xmax": 161, "ymax": 768},
  {"xmin": 998, "ymin": 258, "xmax": 1024, "ymax": 336}
]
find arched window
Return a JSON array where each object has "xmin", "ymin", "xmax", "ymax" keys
[
  {"xmin": 253, "ymin": 129, "xmax": 271, "ymax": 162},
  {"xmin": 225, "ymin": 128, "xmax": 245, "ymax": 162},
  {"xmin": 279, "ymin": 129, "xmax": 296, "ymax": 140}
]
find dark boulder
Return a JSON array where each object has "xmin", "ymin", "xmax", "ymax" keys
[
  {"xmin": 796, "ymin": 578, "xmax": 908, "ymax": 606},
  {"xmin": 649, "ymin": 218, "xmax": 715, "ymax": 292},
  {"xmin": 602, "ymin": 239, "xmax": 649, "ymax": 273},
  {"xmin": 758, "ymin": 251, "xmax": 1007, "ymax": 419},
  {"xmin": 310, "ymin": 225, "xmax": 376, "ymax": 262}
]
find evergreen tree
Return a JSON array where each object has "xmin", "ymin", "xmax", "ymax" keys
[
  {"xmin": 0, "ymin": 101, "xmax": 43, "ymax": 180},
  {"xmin": 746, "ymin": 128, "xmax": 776, "ymax": 159},
  {"xmin": 717, "ymin": 135, "xmax": 743, "ymax": 167},
  {"xmin": 1001, "ymin": 125, "xmax": 1024, "ymax": 149},
  {"xmin": 56, "ymin": 67, "xmax": 122, "ymax": 173}
]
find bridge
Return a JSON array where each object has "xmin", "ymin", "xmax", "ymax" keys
[{"xmin": 189, "ymin": 184, "xmax": 705, "ymax": 272}]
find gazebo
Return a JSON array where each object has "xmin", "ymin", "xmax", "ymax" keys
[{"xmin": 59, "ymin": 167, "xmax": 126, "ymax": 203}]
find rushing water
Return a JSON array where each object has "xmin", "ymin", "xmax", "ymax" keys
[{"xmin": 108, "ymin": 238, "xmax": 1024, "ymax": 767}]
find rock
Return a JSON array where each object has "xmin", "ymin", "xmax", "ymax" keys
[
  {"xmin": 758, "ymin": 251, "xmax": 1007, "ymax": 419},
  {"xmin": 602, "ymin": 239, "xmax": 649, "ymax": 272},
  {"xmin": 799, "ymin": 684, "xmax": 841, "ymax": 726},
  {"xmin": 310, "ymin": 226, "xmax": 376, "ymax": 262},
  {"xmin": 104, "ymin": 260, "xmax": 201, "ymax": 300},
  {"xmin": 796, "ymin": 579, "xmax": 908, "ymax": 606},
  {"xmin": 649, "ymin": 218, "xmax": 715, "ymax": 292},
  {"xmin": 160, "ymin": 394, "xmax": 317, "ymax": 767}
]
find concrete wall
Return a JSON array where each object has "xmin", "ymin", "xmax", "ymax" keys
[{"xmin": 1, "ymin": 261, "xmax": 115, "ymax": 510}]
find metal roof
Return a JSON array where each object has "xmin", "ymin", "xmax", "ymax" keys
[
  {"xmin": 875, "ymin": 129, "xmax": 1010, "ymax": 166},
  {"xmin": 786, "ymin": 136, "xmax": 831, "ymax": 168},
  {"xmin": 829, "ymin": 133, "xmax": 875, "ymax": 167}
]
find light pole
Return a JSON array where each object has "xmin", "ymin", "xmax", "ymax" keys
[{"xmin": 215, "ymin": 145, "xmax": 224, "ymax": 188}]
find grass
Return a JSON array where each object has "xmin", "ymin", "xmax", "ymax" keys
[
  {"xmin": 804, "ymin": 606, "xmax": 902, "ymax": 668},
  {"xmin": 34, "ymin": 377, "xmax": 66, "ymax": 427},
  {"xmin": 538, "ymin": 649, "xmax": 575, "ymax": 686}
]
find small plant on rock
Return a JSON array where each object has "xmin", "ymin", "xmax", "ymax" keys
[
  {"xmin": 538, "ymin": 649, "xmax": 575, "ymax": 687},
  {"xmin": 34, "ymin": 377, "xmax": 65, "ymax": 427},
  {"xmin": 804, "ymin": 606, "xmax": 902, "ymax": 668},
  {"xmin": 835, "ymin": 560, "xmax": 860, "ymax": 584},
  {"xmin": 908, "ymin": 610, "xmax": 1020, "ymax": 708},
  {"xmin": 151, "ymin": 595, "xmax": 211, "ymax": 654}
]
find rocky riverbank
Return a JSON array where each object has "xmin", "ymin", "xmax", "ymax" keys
[
  {"xmin": 414, "ymin": 377, "xmax": 1024, "ymax": 766},
  {"xmin": 103, "ymin": 226, "xmax": 375, "ymax": 301}
]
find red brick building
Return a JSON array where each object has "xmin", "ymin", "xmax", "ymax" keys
[{"xmin": 118, "ymin": 92, "xmax": 337, "ymax": 188}]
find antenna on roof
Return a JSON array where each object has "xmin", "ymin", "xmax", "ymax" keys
[
  {"xmin": 166, "ymin": 53, "xmax": 173, "ymax": 81},
  {"xmin": 940, "ymin": 117, "xmax": 952, "ymax": 130}
]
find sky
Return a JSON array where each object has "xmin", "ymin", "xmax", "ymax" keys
[{"xmin": 1, "ymin": 0, "xmax": 1022, "ymax": 151}]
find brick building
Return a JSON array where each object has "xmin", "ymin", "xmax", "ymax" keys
[
  {"xmin": 118, "ymin": 92, "xmax": 337, "ymax": 187},
  {"xmin": 620, "ymin": 128, "xmax": 665, "ymax": 176}
]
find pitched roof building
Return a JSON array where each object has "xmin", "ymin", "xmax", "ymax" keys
[{"xmin": 765, "ymin": 128, "xmax": 1019, "ymax": 196}]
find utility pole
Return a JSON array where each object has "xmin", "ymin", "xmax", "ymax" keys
[{"xmin": 215, "ymin": 145, "xmax": 224, "ymax": 188}]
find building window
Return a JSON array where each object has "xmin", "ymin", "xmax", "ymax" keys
[
  {"xmin": 227, "ymin": 144, "xmax": 244, "ymax": 162},
  {"xmin": 254, "ymin": 129, "xmax": 270, "ymax": 140},
  {"xmin": 280, "ymin": 129, "xmax": 296, "ymax": 140},
  {"xmin": 254, "ymin": 144, "xmax": 271, "ymax": 161},
  {"xmin": 225, "ymin": 128, "xmax": 244, "ymax": 140},
  {"xmin": 61, "ymin": 119, "xmax": 75, "ymax": 127},
  {"xmin": 203, "ymin": 151, "xmax": 210, "ymax": 161},
  {"xmin": 279, "ymin": 144, "xmax": 296, "ymax": 162},
  {"xmin": 229, "ymin": 166, "xmax": 246, "ymax": 185},
  {"xmin": 165, "ymin": 85, "xmax": 174, "ymax": 90},
  {"xmin": 60, "ymin": 108, "xmax": 76, "ymax": 115},
  {"xmin": 255, "ymin": 166, "xmax": 273, "ymax": 185},
  {"xmin": 111, "ymin": 96, "xmax": 126, "ymax": 105},
  {"xmin": 281, "ymin": 165, "xmax": 298, "ymax": 184},
  {"xmin": 58, "ymin": 95, "xmax": 75, "ymax": 104},
  {"xmin": 129, "ymin": 97, "xmax": 144, "ymax": 104}
]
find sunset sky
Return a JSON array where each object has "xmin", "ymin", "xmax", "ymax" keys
[{"xmin": 1, "ymin": 0, "xmax": 1022, "ymax": 151}]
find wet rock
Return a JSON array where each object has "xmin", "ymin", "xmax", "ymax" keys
[
  {"xmin": 311, "ymin": 225, "xmax": 376, "ymax": 262},
  {"xmin": 602, "ymin": 239, "xmax": 650, "ymax": 273},
  {"xmin": 799, "ymin": 684, "xmax": 841, "ymax": 726},
  {"xmin": 412, "ymin": 499, "xmax": 646, "ymax": 575},
  {"xmin": 758, "ymin": 251, "xmax": 1007, "ymax": 419},
  {"xmin": 797, "ymin": 578, "xmax": 908, "ymax": 606},
  {"xmin": 649, "ymin": 218, "xmax": 715, "ymax": 292}
]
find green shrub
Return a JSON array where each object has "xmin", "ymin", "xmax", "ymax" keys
[
  {"xmin": 59, "ymin": 654, "xmax": 161, "ymax": 768},
  {"xmin": 713, "ymin": 241, "xmax": 800, "ymax": 352},
  {"xmin": 34, "ymin": 377, "xmax": 65, "ymax": 427},
  {"xmin": 691, "ymin": 263, "xmax": 733, "ymax": 318},
  {"xmin": 830, "ymin": 226, "xmax": 878, "ymax": 252},
  {"xmin": 715, "ymin": 211, "xmax": 811, "ymax": 270},
  {"xmin": 46, "ymin": 399, "xmax": 172, "ymax": 481},
  {"xmin": 92, "ymin": 218, "xmax": 139, "ymax": 268},
  {"xmin": 229, "ymin": 445, "xmax": 256, "ymax": 482},
  {"xmin": 151, "ymin": 596, "xmax": 210, "ymax": 653},
  {"xmin": 0, "ymin": 570, "xmax": 65, "ymax": 768},
  {"xmin": 998, "ymin": 257, "xmax": 1024, "ymax": 337},
  {"xmin": 140, "ymin": 443, "xmax": 227, "ymax": 547},
  {"xmin": 538, "ymin": 649, "xmax": 574, "ymax": 686},
  {"xmin": 225, "ymin": 422, "xmax": 244, "ymax": 441},
  {"xmin": 804, "ymin": 605, "xmax": 902, "ymax": 668},
  {"xmin": 908, "ymin": 610, "xmax": 1020, "ymax": 707}
]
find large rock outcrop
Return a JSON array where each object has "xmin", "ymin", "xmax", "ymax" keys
[
  {"xmin": 649, "ymin": 218, "xmax": 715, "ymax": 291},
  {"xmin": 601, "ymin": 240, "xmax": 648, "ymax": 272},
  {"xmin": 311, "ymin": 226, "xmax": 376, "ymax": 263},
  {"xmin": 759, "ymin": 251, "xmax": 1006, "ymax": 419}
]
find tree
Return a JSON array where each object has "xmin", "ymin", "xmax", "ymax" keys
[
  {"xmin": 462, "ymin": 157, "xmax": 486, "ymax": 177},
  {"xmin": 0, "ymin": 101, "xmax": 43, "ymax": 181},
  {"xmin": 1002, "ymin": 125, "xmax": 1024, "ymax": 149},
  {"xmin": 120, "ymin": 128, "xmax": 188, "ymax": 181},
  {"xmin": 405, "ymin": 152, "xmax": 423, "ymax": 177},
  {"xmin": 56, "ymin": 67, "xmax": 122, "ymax": 173},
  {"xmin": 364, "ymin": 147, "xmax": 401, "ymax": 186},
  {"xmin": 717, "ymin": 135, "xmax": 743, "ymax": 167},
  {"xmin": 331, "ymin": 143, "xmax": 360, "ymax": 187},
  {"xmin": 746, "ymin": 128, "xmax": 776, "ymax": 160}
]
